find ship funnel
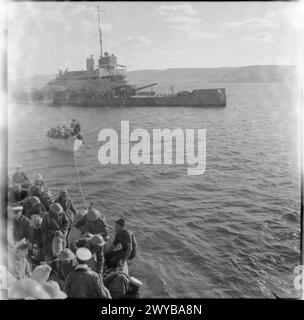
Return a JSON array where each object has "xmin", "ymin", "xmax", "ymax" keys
[{"xmin": 86, "ymin": 56, "xmax": 95, "ymax": 78}]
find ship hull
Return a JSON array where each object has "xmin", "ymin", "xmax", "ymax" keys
[{"xmin": 52, "ymin": 88, "xmax": 226, "ymax": 107}]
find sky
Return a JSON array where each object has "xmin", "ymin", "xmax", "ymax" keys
[{"xmin": 5, "ymin": 1, "xmax": 304, "ymax": 79}]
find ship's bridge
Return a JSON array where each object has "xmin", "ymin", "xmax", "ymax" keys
[
  {"xmin": 54, "ymin": 53, "xmax": 127, "ymax": 81},
  {"xmin": 97, "ymin": 52, "xmax": 126, "ymax": 78}
]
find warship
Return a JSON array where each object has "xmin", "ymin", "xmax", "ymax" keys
[{"xmin": 34, "ymin": 7, "xmax": 227, "ymax": 108}]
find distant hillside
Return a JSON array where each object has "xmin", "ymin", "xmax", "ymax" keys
[
  {"xmin": 128, "ymin": 65, "xmax": 300, "ymax": 83},
  {"xmin": 10, "ymin": 65, "xmax": 300, "ymax": 91}
]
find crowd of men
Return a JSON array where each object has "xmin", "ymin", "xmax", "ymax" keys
[
  {"xmin": 7, "ymin": 164, "xmax": 141, "ymax": 299},
  {"xmin": 47, "ymin": 119, "xmax": 83, "ymax": 141}
]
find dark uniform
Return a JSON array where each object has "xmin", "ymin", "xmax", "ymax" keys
[
  {"xmin": 41, "ymin": 208, "xmax": 69, "ymax": 260},
  {"xmin": 105, "ymin": 229, "xmax": 137, "ymax": 268},
  {"xmin": 75, "ymin": 215, "xmax": 109, "ymax": 240},
  {"xmin": 64, "ymin": 264, "xmax": 111, "ymax": 298},
  {"xmin": 13, "ymin": 215, "xmax": 34, "ymax": 243}
]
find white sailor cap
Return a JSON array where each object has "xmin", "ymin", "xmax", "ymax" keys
[
  {"xmin": 12, "ymin": 206, "xmax": 23, "ymax": 212},
  {"xmin": 16, "ymin": 164, "xmax": 22, "ymax": 169},
  {"xmin": 129, "ymin": 276, "xmax": 143, "ymax": 287},
  {"xmin": 76, "ymin": 247, "xmax": 92, "ymax": 261}
]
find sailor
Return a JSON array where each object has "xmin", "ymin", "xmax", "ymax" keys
[
  {"xmin": 122, "ymin": 277, "xmax": 143, "ymax": 299},
  {"xmin": 70, "ymin": 119, "xmax": 81, "ymax": 136},
  {"xmin": 64, "ymin": 247, "xmax": 111, "ymax": 299},
  {"xmin": 49, "ymin": 248, "xmax": 77, "ymax": 290},
  {"xmin": 50, "ymin": 127, "xmax": 56, "ymax": 138},
  {"xmin": 9, "ymin": 239, "xmax": 32, "ymax": 280},
  {"xmin": 75, "ymin": 234, "xmax": 105, "ymax": 276},
  {"xmin": 55, "ymin": 126, "xmax": 61, "ymax": 138},
  {"xmin": 20, "ymin": 186, "xmax": 43, "ymax": 219},
  {"xmin": 12, "ymin": 165, "xmax": 30, "ymax": 186},
  {"xmin": 80, "ymin": 234, "xmax": 106, "ymax": 276},
  {"xmin": 40, "ymin": 189, "xmax": 56, "ymax": 211},
  {"xmin": 33, "ymin": 173, "xmax": 48, "ymax": 193},
  {"xmin": 105, "ymin": 218, "xmax": 137, "ymax": 269},
  {"xmin": 41, "ymin": 203, "xmax": 70, "ymax": 262},
  {"xmin": 60, "ymin": 126, "xmax": 66, "ymax": 138},
  {"xmin": 24, "ymin": 196, "xmax": 47, "ymax": 219},
  {"xmin": 62, "ymin": 125, "xmax": 71, "ymax": 139},
  {"xmin": 74, "ymin": 208, "xmax": 109, "ymax": 242},
  {"xmin": 28, "ymin": 185, "xmax": 42, "ymax": 198},
  {"xmin": 11, "ymin": 206, "xmax": 34, "ymax": 243},
  {"xmin": 11, "ymin": 183, "xmax": 22, "ymax": 202},
  {"xmin": 103, "ymin": 262, "xmax": 130, "ymax": 299},
  {"xmin": 56, "ymin": 190, "xmax": 77, "ymax": 223}
]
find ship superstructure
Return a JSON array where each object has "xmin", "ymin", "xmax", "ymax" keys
[
  {"xmin": 19, "ymin": 6, "xmax": 226, "ymax": 107},
  {"xmin": 47, "ymin": 6, "xmax": 130, "ymax": 96}
]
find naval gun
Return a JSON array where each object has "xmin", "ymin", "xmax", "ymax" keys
[
  {"xmin": 114, "ymin": 83, "xmax": 157, "ymax": 96},
  {"xmin": 132, "ymin": 83, "xmax": 157, "ymax": 94}
]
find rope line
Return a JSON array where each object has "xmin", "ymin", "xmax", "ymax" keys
[{"xmin": 73, "ymin": 154, "xmax": 88, "ymax": 211}]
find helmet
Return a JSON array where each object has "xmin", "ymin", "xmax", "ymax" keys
[
  {"xmin": 58, "ymin": 248, "xmax": 75, "ymax": 262},
  {"xmin": 34, "ymin": 174, "xmax": 43, "ymax": 181},
  {"xmin": 86, "ymin": 208, "xmax": 101, "ymax": 221},
  {"xmin": 31, "ymin": 196, "xmax": 41, "ymax": 206},
  {"xmin": 90, "ymin": 234, "xmax": 105, "ymax": 247},
  {"xmin": 50, "ymin": 203, "xmax": 63, "ymax": 214}
]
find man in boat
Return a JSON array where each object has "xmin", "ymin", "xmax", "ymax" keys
[
  {"xmin": 20, "ymin": 185, "xmax": 43, "ymax": 218},
  {"xmin": 62, "ymin": 125, "xmax": 71, "ymax": 139},
  {"xmin": 103, "ymin": 261, "xmax": 130, "ymax": 299},
  {"xmin": 48, "ymin": 248, "xmax": 77, "ymax": 290},
  {"xmin": 70, "ymin": 119, "xmax": 81, "ymax": 135},
  {"xmin": 41, "ymin": 203, "xmax": 70, "ymax": 262},
  {"xmin": 105, "ymin": 218, "xmax": 137, "ymax": 269},
  {"xmin": 33, "ymin": 173, "xmax": 48, "ymax": 193},
  {"xmin": 75, "ymin": 234, "xmax": 105, "ymax": 276},
  {"xmin": 9, "ymin": 239, "xmax": 32, "ymax": 280},
  {"xmin": 11, "ymin": 206, "xmax": 34, "ymax": 243},
  {"xmin": 74, "ymin": 208, "xmax": 109, "ymax": 242},
  {"xmin": 24, "ymin": 196, "xmax": 47, "ymax": 220},
  {"xmin": 12, "ymin": 165, "xmax": 30, "ymax": 186},
  {"xmin": 70, "ymin": 119, "xmax": 83, "ymax": 142},
  {"xmin": 10, "ymin": 183, "xmax": 23, "ymax": 203},
  {"xmin": 40, "ymin": 189, "xmax": 56, "ymax": 211},
  {"xmin": 56, "ymin": 189, "xmax": 78, "ymax": 248},
  {"xmin": 56, "ymin": 190, "xmax": 77, "ymax": 223},
  {"xmin": 64, "ymin": 247, "xmax": 111, "ymax": 298}
]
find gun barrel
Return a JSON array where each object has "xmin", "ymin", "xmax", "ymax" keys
[{"xmin": 134, "ymin": 83, "xmax": 157, "ymax": 92}]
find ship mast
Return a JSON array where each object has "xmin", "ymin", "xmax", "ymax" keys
[{"xmin": 97, "ymin": 6, "xmax": 103, "ymax": 58}]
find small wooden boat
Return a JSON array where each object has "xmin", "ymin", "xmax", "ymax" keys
[{"xmin": 47, "ymin": 136, "xmax": 83, "ymax": 152}]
